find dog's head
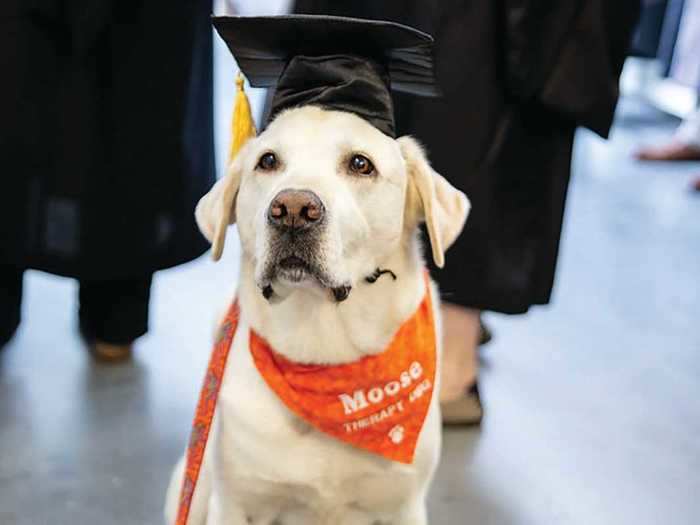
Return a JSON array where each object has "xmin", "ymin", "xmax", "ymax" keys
[{"xmin": 196, "ymin": 106, "xmax": 469, "ymax": 302}]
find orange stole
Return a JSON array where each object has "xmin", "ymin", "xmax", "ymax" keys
[{"xmin": 175, "ymin": 303, "xmax": 240, "ymax": 525}]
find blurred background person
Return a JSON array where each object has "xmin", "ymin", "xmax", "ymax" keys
[
  {"xmin": 294, "ymin": 0, "xmax": 640, "ymax": 424},
  {"xmin": 636, "ymin": 107, "xmax": 699, "ymax": 161},
  {"xmin": 0, "ymin": 1, "xmax": 215, "ymax": 360},
  {"xmin": 634, "ymin": 0, "xmax": 700, "ymax": 190}
]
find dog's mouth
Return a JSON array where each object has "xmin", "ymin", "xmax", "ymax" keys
[
  {"xmin": 259, "ymin": 251, "xmax": 351, "ymax": 303},
  {"xmin": 277, "ymin": 255, "xmax": 314, "ymax": 283},
  {"xmin": 262, "ymin": 250, "xmax": 328, "ymax": 287}
]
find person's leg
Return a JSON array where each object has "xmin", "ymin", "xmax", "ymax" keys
[
  {"xmin": 439, "ymin": 303, "xmax": 479, "ymax": 401},
  {"xmin": 78, "ymin": 274, "xmax": 153, "ymax": 361},
  {"xmin": 0, "ymin": 264, "xmax": 24, "ymax": 346},
  {"xmin": 439, "ymin": 302, "xmax": 483, "ymax": 425}
]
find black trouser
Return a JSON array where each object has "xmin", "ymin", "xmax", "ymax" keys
[
  {"xmin": 77, "ymin": 275, "xmax": 153, "ymax": 345},
  {"xmin": 0, "ymin": 264, "xmax": 23, "ymax": 345},
  {"xmin": 0, "ymin": 264, "xmax": 152, "ymax": 346}
]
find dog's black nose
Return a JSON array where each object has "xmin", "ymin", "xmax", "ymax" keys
[{"xmin": 268, "ymin": 189, "xmax": 325, "ymax": 231}]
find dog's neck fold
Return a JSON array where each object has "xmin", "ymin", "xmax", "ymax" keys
[{"xmin": 237, "ymin": 240, "xmax": 426, "ymax": 366}]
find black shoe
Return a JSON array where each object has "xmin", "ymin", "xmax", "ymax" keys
[
  {"xmin": 0, "ymin": 315, "xmax": 20, "ymax": 348},
  {"xmin": 1, "ymin": 326, "xmax": 18, "ymax": 348}
]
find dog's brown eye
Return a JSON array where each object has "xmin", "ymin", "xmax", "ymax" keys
[
  {"xmin": 349, "ymin": 154, "xmax": 374, "ymax": 176},
  {"xmin": 257, "ymin": 152, "xmax": 278, "ymax": 171}
]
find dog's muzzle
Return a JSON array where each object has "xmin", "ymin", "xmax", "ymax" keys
[
  {"xmin": 261, "ymin": 188, "xmax": 351, "ymax": 301},
  {"xmin": 264, "ymin": 188, "xmax": 327, "ymax": 285}
]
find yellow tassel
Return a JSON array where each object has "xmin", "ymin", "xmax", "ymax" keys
[{"xmin": 229, "ymin": 73, "xmax": 257, "ymax": 162}]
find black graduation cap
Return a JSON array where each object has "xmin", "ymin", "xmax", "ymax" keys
[{"xmin": 212, "ymin": 15, "xmax": 439, "ymax": 137}]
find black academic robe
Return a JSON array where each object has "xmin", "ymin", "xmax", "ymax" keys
[
  {"xmin": 294, "ymin": 0, "xmax": 640, "ymax": 313},
  {"xmin": 0, "ymin": 0, "xmax": 215, "ymax": 280}
]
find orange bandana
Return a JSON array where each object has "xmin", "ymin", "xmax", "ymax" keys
[{"xmin": 251, "ymin": 275, "xmax": 436, "ymax": 464}]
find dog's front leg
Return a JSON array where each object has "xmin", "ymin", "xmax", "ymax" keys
[
  {"xmin": 394, "ymin": 500, "xmax": 428, "ymax": 525},
  {"xmin": 206, "ymin": 493, "xmax": 249, "ymax": 525}
]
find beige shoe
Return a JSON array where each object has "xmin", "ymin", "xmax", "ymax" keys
[
  {"xmin": 88, "ymin": 340, "xmax": 133, "ymax": 363},
  {"xmin": 441, "ymin": 384, "xmax": 483, "ymax": 426}
]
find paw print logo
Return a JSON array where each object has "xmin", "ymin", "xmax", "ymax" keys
[{"xmin": 388, "ymin": 425, "xmax": 405, "ymax": 445}]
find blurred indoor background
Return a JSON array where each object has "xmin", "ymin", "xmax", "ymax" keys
[{"xmin": 1, "ymin": 1, "xmax": 698, "ymax": 524}]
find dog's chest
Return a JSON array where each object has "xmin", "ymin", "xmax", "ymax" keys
[{"xmin": 212, "ymin": 325, "xmax": 420, "ymax": 508}]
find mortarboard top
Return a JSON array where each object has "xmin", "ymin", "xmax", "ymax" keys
[{"xmin": 212, "ymin": 15, "xmax": 438, "ymax": 137}]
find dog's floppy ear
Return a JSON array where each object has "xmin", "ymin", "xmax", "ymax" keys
[
  {"xmin": 195, "ymin": 159, "xmax": 242, "ymax": 261},
  {"xmin": 399, "ymin": 136, "xmax": 470, "ymax": 268}
]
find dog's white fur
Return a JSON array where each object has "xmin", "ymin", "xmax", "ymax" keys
[{"xmin": 165, "ymin": 106, "xmax": 469, "ymax": 525}]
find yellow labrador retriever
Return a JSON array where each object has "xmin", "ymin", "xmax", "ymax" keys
[{"xmin": 165, "ymin": 105, "xmax": 469, "ymax": 525}]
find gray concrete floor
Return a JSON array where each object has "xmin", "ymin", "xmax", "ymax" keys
[{"xmin": 1, "ymin": 97, "xmax": 700, "ymax": 524}]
